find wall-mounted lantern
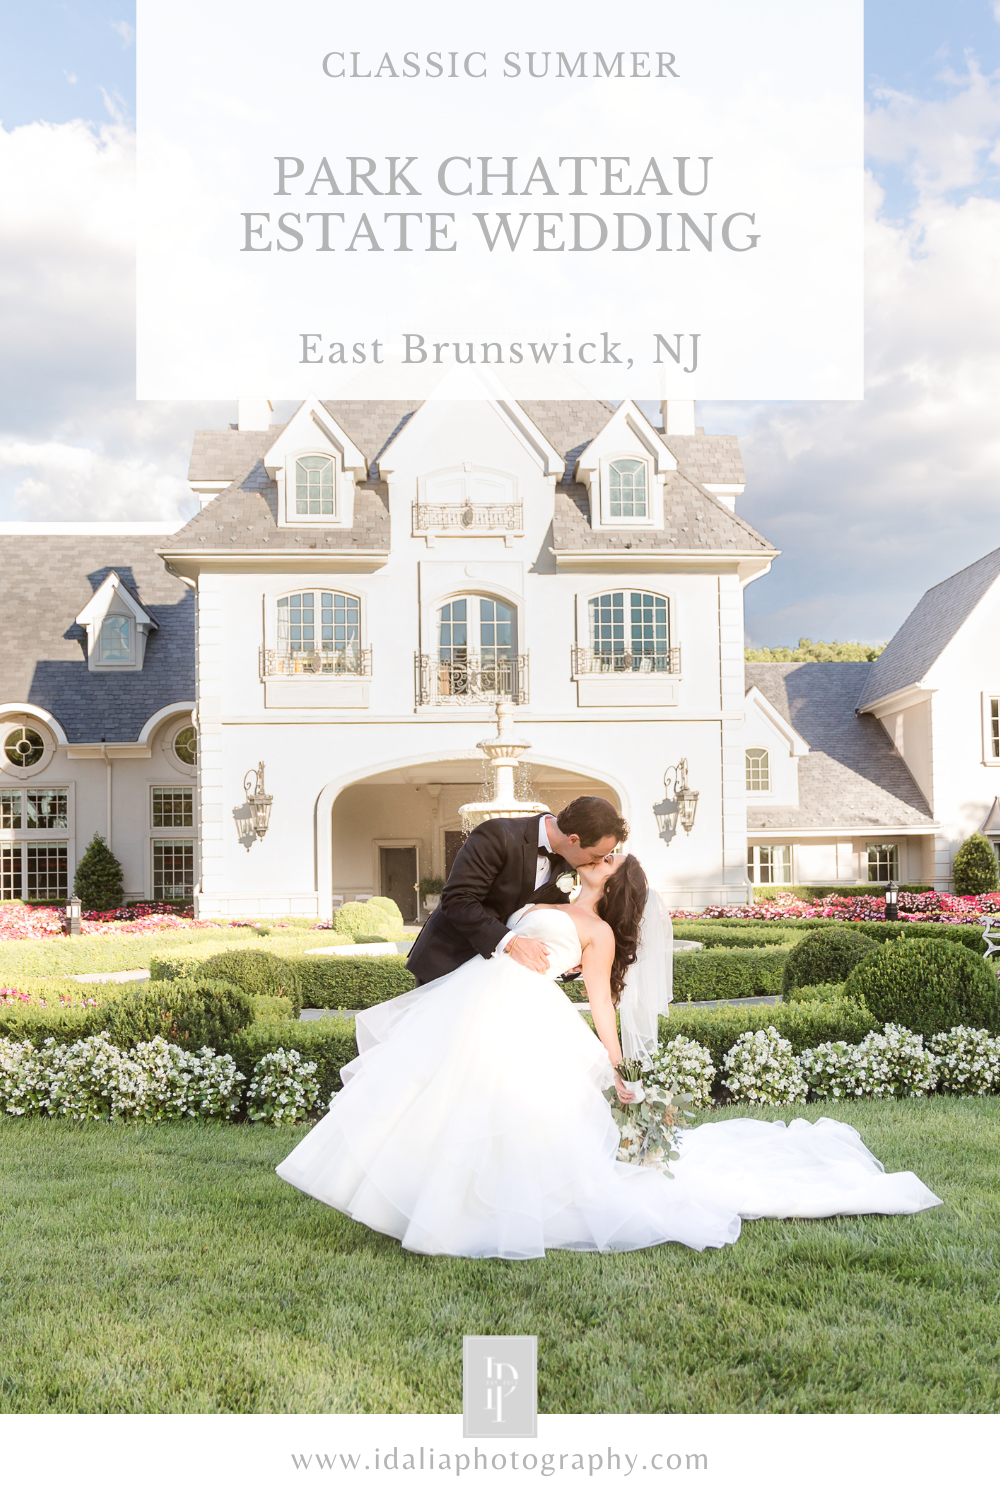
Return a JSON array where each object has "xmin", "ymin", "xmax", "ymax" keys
[
  {"xmin": 235, "ymin": 762, "xmax": 273, "ymax": 847},
  {"xmin": 653, "ymin": 758, "xmax": 700, "ymax": 842}
]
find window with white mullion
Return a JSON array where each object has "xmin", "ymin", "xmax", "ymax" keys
[
  {"xmin": 747, "ymin": 845, "xmax": 792, "ymax": 884},
  {"xmin": 588, "ymin": 591, "xmax": 670, "ymax": 671},
  {"xmin": 277, "ymin": 591, "xmax": 360, "ymax": 664},
  {"xmin": 152, "ymin": 787, "xmax": 194, "ymax": 829},
  {"xmin": 991, "ymin": 696, "xmax": 1000, "ymax": 760},
  {"xmin": 608, "ymin": 459, "xmax": 647, "ymax": 518},
  {"xmin": 0, "ymin": 789, "xmax": 69, "ymax": 831}
]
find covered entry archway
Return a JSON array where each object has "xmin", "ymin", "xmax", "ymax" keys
[{"xmin": 328, "ymin": 755, "xmax": 622, "ymax": 914}]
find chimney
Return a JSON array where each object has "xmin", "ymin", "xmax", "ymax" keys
[
  {"xmin": 660, "ymin": 400, "xmax": 696, "ymax": 436},
  {"xmin": 238, "ymin": 398, "xmax": 274, "ymax": 431}
]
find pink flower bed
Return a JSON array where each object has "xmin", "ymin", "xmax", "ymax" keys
[
  {"xmin": 671, "ymin": 890, "xmax": 1000, "ymax": 925},
  {"xmin": 0, "ymin": 902, "xmax": 323, "ymax": 942},
  {"xmin": 0, "ymin": 986, "xmax": 99, "ymax": 1008}
]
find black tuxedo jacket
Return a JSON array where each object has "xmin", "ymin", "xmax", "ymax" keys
[{"xmin": 405, "ymin": 815, "xmax": 572, "ymax": 985}]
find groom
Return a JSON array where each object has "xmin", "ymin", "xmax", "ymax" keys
[{"xmin": 406, "ymin": 796, "xmax": 628, "ymax": 986}]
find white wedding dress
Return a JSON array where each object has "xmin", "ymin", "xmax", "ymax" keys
[{"xmin": 276, "ymin": 907, "xmax": 942, "ymax": 1258}]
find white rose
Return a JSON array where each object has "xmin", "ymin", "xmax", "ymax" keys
[{"xmin": 555, "ymin": 872, "xmax": 577, "ymax": 894}]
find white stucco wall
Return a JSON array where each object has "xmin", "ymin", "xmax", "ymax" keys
[{"xmin": 188, "ymin": 398, "xmax": 759, "ymax": 917}]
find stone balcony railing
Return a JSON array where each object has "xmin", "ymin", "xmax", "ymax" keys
[
  {"xmin": 414, "ymin": 652, "xmax": 529, "ymax": 707},
  {"xmin": 412, "ymin": 500, "xmax": 523, "ymax": 545},
  {"xmin": 571, "ymin": 645, "xmax": 681, "ymax": 676},
  {"xmin": 260, "ymin": 647, "xmax": 373, "ymax": 678}
]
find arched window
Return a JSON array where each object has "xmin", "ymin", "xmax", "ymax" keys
[
  {"xmin": 278, "ymin": 591, "xmax": 360, "ymax": 668},
  {"xmin": 294, "ymin": 455, "xmax": 335, "ymax": 516},
  {"xmin": 608, "ymin": 459, "xmax": 647, "ymax": 518},
  {"xmin": 746, "ymin": 748, "xmax": 770, "ymax": 792},
  {"xmin": 588, "ymin": 591, "xmax": 670, "ymax": 671},
  {"xmin": 436, "ymin": 595, "xmax": 516, "ymax": 697},
  {"xmin": 3, "ymin": 725, "xmax": 44, "ymax": 768}
]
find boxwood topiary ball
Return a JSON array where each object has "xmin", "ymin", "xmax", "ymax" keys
[
  {"xmin": 195, "ymin": 949, "xmax": 301, "ymax": 1006},
  {"xmin": 780, "ymin": 926, "xmax": 879, "ymax": 998},
  {"xmin": 843, "ymin": 937, "xmax": 1000, "ymax": 1036}
]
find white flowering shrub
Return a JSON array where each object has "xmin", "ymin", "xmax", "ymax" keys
[
  {"xmin": 800, "ymin": 1024, "xmax": 938, "ymax": 1100},
  {"xmin": 0, "ymin": 1037, "xmax": 48, "ymax": 1116},
  {"xmin": 931, "ymin": 1026, "xmax": 1000, "ymax": 1096},
  {"xmin": 722, "ymin": 1026, "xmax": 808, "ymax": 1105},
  {"xmin": 0, "ymin": 1032, "xmax": 245, "ymax": 1121},
  {"xmin": 647, "ymin": 1036, "xmax": 716, "ymax": 1109},
  {"xmin": 245, "ymin": 1048, "xmax": 319, "ymax": 1125}
]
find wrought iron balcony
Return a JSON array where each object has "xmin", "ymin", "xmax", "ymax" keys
[
  {"xmin": 571, "ymin": 645, "xmax": 681, "ymax": 676},
  {"xmin": 260, "ymin": 647, "xmax": 372, "ymax": 678},
  {"xmin": 412, "ymin": 500, "xmax": 523, "ymax": 539},
  {"xmin": 414, "ymin": 652, "xmax": 529, "ymax": 707}
]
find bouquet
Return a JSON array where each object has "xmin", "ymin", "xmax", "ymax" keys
[{"xmin": 604, "ymin": 1058, "xmax": 692, "ymax": 1176}]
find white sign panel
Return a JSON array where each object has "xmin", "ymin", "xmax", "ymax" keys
[{"xmin": 136, "ymin": 0, "xmax": 863, "ymax": 401}]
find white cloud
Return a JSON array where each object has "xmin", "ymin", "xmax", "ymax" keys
[
  {"xmin": 724, "ymin": 62, "xmax": 1000, "ymax": 647},
  {"xmin": 111, "ymin": 21, "xmax": 135, "ymax": 48},
  {"xmin": 0, "ymin": 116, "xmax": 232, "ymax": 521}
]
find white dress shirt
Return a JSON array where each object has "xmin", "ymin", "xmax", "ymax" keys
[{"xmin": 495, "ymin": 814, "xmax": 555, "ymax": 955}]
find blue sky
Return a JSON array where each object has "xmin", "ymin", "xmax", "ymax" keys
[{"xmin": 3, "ymin": 2, "xmax": 1000, "ymax": 648}]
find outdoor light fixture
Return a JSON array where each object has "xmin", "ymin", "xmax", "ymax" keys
[
  {"xmin": 653, "ymin": 758, "xmax": 700, "ymax": 842},
  {"xmin": 884, "ymin": 879, "xmax": 899, "ymax": 921},
  {"xmin": 236, "ymin": 762, "xmax": 273, "ymax": 845},
  {"xmin": 66, "ymin": 894, "xmax": 82, "ymax": 936}
]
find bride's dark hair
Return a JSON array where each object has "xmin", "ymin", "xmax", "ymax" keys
[{"xmin": 596, "ymin": 854, "xmax": 648, "ymax": 1002}]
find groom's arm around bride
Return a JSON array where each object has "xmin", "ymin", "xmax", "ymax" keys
[{"xmin": 405, "ymin": 798, "xmax": 628, "ymax": 987}]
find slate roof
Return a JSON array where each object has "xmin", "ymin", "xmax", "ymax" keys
[
  {"xmin": 166, "ymin": 474, "xmax": 391, "ymax": 553},
  {"xmin": 0, "ymin": 537, "xmax": 194, "ymax": 743},
  {"xmin": 660, "ymin": 432, "xmax": 745, "ymax": 485},
  {"xmin": 553, "ymin": 469, "xmax": 774, "ymax": 554},
  {"xmin": 176, "ymin": 399, "xmax": 771, "ymax": 557},
  {"xmin": 188, "ymin": 425, "xmax": 285, "ymax": 482},
  {"xmin": 746, "ymin": 662, "xmax": 935, "ymax": 830},
  {"xmin": 858, "ymin": 546, "xmax": 1000, "ymax": 710}
]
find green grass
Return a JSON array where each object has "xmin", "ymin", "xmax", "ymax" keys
[
  {"xmin": 1, "ymin": 1097, "xmax": 997, "ymax": 1413},
  {"xmin": 0, "ymin": 926, "xmax": 342, "ymax": 981}
]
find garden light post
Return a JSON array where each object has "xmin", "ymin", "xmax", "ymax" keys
[
  {"xmin": 884, "ymin": 879, "xmax": 899, "ymax": 921},
  {"xmin": 66, "ymin": 894, "xmax": 82, "ymax": 937}
]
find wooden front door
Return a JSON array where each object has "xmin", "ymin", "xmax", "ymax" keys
[{"xmin": 379, "ymin": 846, "xmax": 417, "ymax": 922}]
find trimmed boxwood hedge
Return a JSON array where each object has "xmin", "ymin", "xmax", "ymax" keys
[
  {"xmin": 229, "ymin": 1016, "xmax": 359, "ymax": 1100},
  {"xmin": 0, "ymin": 978, "xmax": 254, "ymax": 1051},
  {"xmin": 672, "ymin": 946, "xmax": 788, "ymax": 1001},
  {"xmin": 194, "ymin": 949, "xmax": 301, "ymax": 1014},
  {"xmin": 294, "ymin": 955, "xmax": 415, "ymax": 1009},
  {"xmin": 671, "ymin": 922, "xmax": 808, "ymax": 949},
  {"xmin": 754, "ymin": 884, "xmax": 932, "ymax": 901}
]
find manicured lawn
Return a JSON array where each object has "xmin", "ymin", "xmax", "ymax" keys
[
  {"xmin": 1, "ymin": 1098, "xmax": 998, "ymax": 1414},
  {"xmin": 0, "ymin": 925, "xmax": 342, "ymax": 981}
]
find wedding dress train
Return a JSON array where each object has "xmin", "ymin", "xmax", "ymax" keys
[{"xmin": 275, "ymin": 907, "xmax": 942, "ymax": 1258}]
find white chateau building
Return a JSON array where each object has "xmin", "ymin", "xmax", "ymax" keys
[{"xmin": 1, "ymin": 392, "xmax": 997, "ymax": 914}]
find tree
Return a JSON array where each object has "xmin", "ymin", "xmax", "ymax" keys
[
  {"xmin": 745, "ymin": 637, "xmax": 885, "ymax": 663},
  {"xmin": 73, "ymin": 833, "xmax": 124, "ymax": 913},
  {"xmin": 952, "ymin": 832, "xmax": 1000, "ymax": 897}
]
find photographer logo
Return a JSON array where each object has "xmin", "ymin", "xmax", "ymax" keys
[{"xmin": 462, "ymin": 1336, "xmax": 537, "ymax": 1438}]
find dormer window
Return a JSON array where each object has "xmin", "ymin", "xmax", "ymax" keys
[
  {"xmin": 75, "ymin": 571, "xmax": 155, "ymax": 673},
  {"xmin": 608, "ymin": 459, "xmax": 647, "ymax": 519},
  {"xmin": 295, "ymin": 455, "xmax": 335, "ymax": 516},
  {"xmin": 100, "ymin": 615, "xmax": 132, "ymax": 663}
]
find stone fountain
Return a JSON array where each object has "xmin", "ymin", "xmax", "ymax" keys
[{"xmin": 459, "ymin": 702, "xmax": 549, "ymax": 830}]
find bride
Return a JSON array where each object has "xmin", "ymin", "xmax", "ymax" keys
[{"xmin": 276, "ymin": 854, "xmax": 941, "ymax": 1258}]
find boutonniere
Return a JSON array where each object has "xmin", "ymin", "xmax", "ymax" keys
[{"xmin": 555, "ymin": 871, "xmax": 577, "ymax": 895}]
